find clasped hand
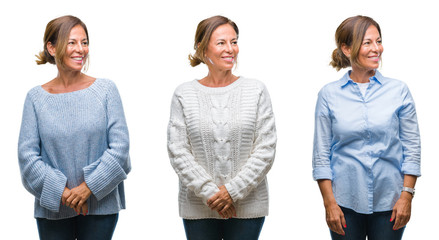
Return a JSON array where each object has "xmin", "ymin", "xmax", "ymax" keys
[
  {"xmin": 207, "ymin": 186, "xmax": 236, "ymax": 219},
  {"xmin": 62, "ymin": 182, "xmax": 92, "ymax": 216}
]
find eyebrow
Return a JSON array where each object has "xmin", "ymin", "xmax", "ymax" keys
[
  {"xmin": 69, "ymin": 38, "xmax": 88, "ymax": 41},
  {"xmin": 363, "ymin": 37, "xmax": 381, "ymax": 41},
  {"xmin": 216, "ymin": 37, "xmax": 238, "ymax": 41}
]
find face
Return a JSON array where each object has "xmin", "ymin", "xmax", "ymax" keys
[
  {"xmin": 355, "ymin": 25, "xmax": 383, "ymax": 70},
  {"xmin": 204, "ymin": 24, "xmax": 239, "ymax": 71},
  {"xmin": 49, "ymin": 24, "xmax": 89, "ymax": 71}
]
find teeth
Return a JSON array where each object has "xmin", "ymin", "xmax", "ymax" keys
[{"xmin": 72, "ymin": 57, "xmax": 83, "ymax": 60}]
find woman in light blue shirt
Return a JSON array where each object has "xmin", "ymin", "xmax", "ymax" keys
[{"xmin": 313, "ymin": 15, "xmax": 420, "ymax": 240}]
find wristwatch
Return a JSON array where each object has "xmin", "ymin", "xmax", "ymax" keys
[{"xmin": 402, "ymin": 187, "xmax": 415, "ymax": 197}]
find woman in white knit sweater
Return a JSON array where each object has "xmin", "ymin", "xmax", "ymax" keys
[{"xmin": 167, "ymin": 15, "xmax": 276, "ymax": 240}]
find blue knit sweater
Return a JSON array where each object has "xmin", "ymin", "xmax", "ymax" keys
[{"xmin": 18, "ymin": 79, "xmax": 131, "ymax": 220}]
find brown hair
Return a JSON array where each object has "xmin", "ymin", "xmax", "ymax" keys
[
  {"xmin": 188, "ymin": 15, "xmax": 239, "ymax": 67},
  {"xmin": 36, "ymin": 15, "xmax": 89, "ymax": 68},
  {"xmin": 330, "ymin": 15, "xmax": 381, "ymax": 71}
]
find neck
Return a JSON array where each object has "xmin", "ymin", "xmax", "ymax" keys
[
  {"xmin": 350, "ymin": 65, "xmax": 375, "ymax": 83},
  {"xmin": 55, "ymin": 67, "xmax": 85, "ymax": 87},
  {"xmin": 201, "ymin": 68, "xmax": 237, "ymax": 87}
]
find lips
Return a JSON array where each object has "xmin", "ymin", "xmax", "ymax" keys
[
  {"xmin": 368, "ymin": 55, "xmax": 380, "ymax": 62},
  {"xmin": 71, "ymin": 56, "xmax": 85, "ymax": 64},
  {"xmin": 222, "ymin": 56, "xmax": 235, "ymax": 62}
]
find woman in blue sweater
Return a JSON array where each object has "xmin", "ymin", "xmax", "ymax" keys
[{"xmin": 18, "ymin": 15, "xmax": 131, "ymax": 240}]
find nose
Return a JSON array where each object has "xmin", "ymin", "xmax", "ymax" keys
[
  {"xmin": 74, "ymin": 42, "xmax": 84, "ymax": 53},
  {"xmin": 225, "ymin": 42, "xmax": 233, "ymax": 53},
  {"xmin": 371, "ymin": 41, "xmax": 379, "ymax": 52}
]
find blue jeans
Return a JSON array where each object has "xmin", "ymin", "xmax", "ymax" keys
[
  {"xmin": 183, "ymin": 217, "xmax": 265, "ymax": 240},
  {"xmin": 330, "ymin": 206, "xmax": 405, "ymax": 240},
  {"xmin": 36, "ymin": 214, "xmax": 119, "ymax": 240}
]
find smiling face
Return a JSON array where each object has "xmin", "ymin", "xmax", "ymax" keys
[
  {"xmin": 62, "ymin": 25, "xmax": 89, "ymax": 71},
  {"xmin": 204, "ymin": 23, "xmax": 239, "ymax": 71},
  {"xmin": 355, "ymin": 25, "xmax": 383, "ymax": 70}
]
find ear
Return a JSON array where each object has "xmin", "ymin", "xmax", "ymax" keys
[
  {"xmin": 47, "ymin": 42, "xmax": 56, "ymax": 57},
  {"xmin": 341, "ymin": 43, "xmax": 351, "ymax": 58}
]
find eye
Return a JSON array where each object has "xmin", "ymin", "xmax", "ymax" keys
[
  {"xmin": 377, "ymin": 39, "xmax": 382, "ymax": 44},
  {"xmin": 363, "ymin": 41, "xmax": 370, "ymax": 45},
  {"xmin": 232, "ymin": 40, "xmax": 238, "ymax": 45},
  {"xmin": 82, "ymin": 41, "xmax": 89, "ymax": 46},
  {"xmin": 217, "ymin": 42, "xmax": 224, "ymax": 45}
]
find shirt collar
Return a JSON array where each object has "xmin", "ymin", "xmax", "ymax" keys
[{"xmin": 339, "ymin": 70, "xmax": 384, "ymax": 88}]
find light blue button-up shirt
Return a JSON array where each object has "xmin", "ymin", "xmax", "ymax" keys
[{"xmin": 312, "ymin": 70, "xmax": 421, "ymax": 214}]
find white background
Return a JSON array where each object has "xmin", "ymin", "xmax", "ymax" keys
[{"xmin": 1, "ymin": 0, "xmax": 437, "ymax": 239}]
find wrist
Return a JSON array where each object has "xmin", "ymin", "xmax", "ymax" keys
[
  {"xmin": 401, "ymin": 186, "xmax": 415, "ymax": 198},
  {"xmin": 400, "ymin": 191, "xmax": 413, "ymax": 201}
]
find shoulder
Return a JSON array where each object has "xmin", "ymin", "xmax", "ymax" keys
[
  {"xmin": 239, "ymin": 77, "xmax": 269, "ymax": 93},
  {"xmin": 24, "ymin": 86, "xmax": 45, "ymax": 103},
  {"xmin": 172, "ymin": 80, "xmax": 197, "ymax": 96}
]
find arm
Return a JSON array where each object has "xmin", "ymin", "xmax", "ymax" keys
[
  {"xmin": 391, "ymin": 84, "xmax": 421, "ymax": 229},
  {"xmin": 83, "ymin": 81, "xmax": 131, "ymax": 201},
  {"xmin": 167, "ymin": 90, "xmax": 219, "ymax": 204},
  {"xmin": 18, "ymin": 93, "xmax": 67, "ymax": 212},
  {"xmin": 391, "ymin": 175, "xmax": 417, "ymax": 230},
  {"xmin": 317, "ymin": 180, "xmax": 346, "ymax": 236},
  {"xmin": 313, "ymin": 89, "xmax": 346, "ymax": 235},
  {"xmin": 223, "ymin": 85, "xmax": 276, "ymax": 202}
]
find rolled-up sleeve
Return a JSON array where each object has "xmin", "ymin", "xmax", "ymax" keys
[
  {"xmin": 398, "ymin": 84, "xmax": 421, "ymax": 176},
  {"xmin": 312, "ymin": 88, "xmax": 333, "ymax": 181}
]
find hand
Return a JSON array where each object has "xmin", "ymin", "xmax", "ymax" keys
[
  {"xmin": 61, "ymin": 187, "xmax": 72, "ymax": 206},
  {"xmin": 391, "ymin": 192, "xmax": 412, "ymax": 230},
  {"xmin": 207, "ymin": 186, "xmax": 236, "ymax": 219},
  {"xmin": 325, "ymin": 203, "xmax": 346, "ymax": 236},
  {"xmin": 65, "ymin": 182, "xmax": 92, "ymax": 210}
]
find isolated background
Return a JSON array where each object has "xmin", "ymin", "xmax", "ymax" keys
[{"xmin": 1, "ymin": 0, "xmax": 437, "ymax": 239}]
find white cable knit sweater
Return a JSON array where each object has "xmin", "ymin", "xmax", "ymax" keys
[{"xmin": 167, "ymin": 77, "xmax": 276, "ymax": 219}]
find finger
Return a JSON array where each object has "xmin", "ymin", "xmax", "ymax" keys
[
  {"xmin": 77, "ymin": 199, "xmax": 85, "ymax": 210},
  {"xmin": 341, "ymin": 215, "xmax": 347, "ymax": 229},
  {"xmin": 393, "ymin": 214, "xmax": 401, "ymax": 230},
  {"xmin": 81, "ymin": 203, "xmax": 88, "ymax": 216},
  {"xmin": 230, "ymin": 205, "xmax": 236, "ymax": 217},
  {"xmin": 70, "ymin": 198, "xmax": 80, "ymax": 208},
  {"xmin": 390, "ymin": 209, "xmax": 396, "ymax": 223},
  {"xmin": 207, "ymin": 193, "xmax": 220, "ymax": 206}
]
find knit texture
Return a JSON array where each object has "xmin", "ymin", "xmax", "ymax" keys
[
  {"xmin": 168, "ymin": 77, "xmax": 276, "ymax": 219},
  {"xmin": 18, "ymin": 79, "xmax": 131, "ymax": 220}
]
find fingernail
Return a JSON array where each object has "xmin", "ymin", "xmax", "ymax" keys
[
  {"xmin": 390, "ymin": 218, "xmax": 393, "ymax": 222},
  {"xmin": 344, "ymin": 224, "xmax": 347, "ymax": 228}
]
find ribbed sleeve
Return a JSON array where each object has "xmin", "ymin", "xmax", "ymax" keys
[
  {"xmin": 18, "ymin": 93, "xmax": 68, "ymax": 212},
  {"xmin": 224, "ymin": 84, "xmax": 276, "ymax": 201},
  {"xmin": 83, "ymin": 81, "xmax": 131, "ymax": 201}
]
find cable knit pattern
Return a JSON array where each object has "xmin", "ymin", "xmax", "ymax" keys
[
  {"xmin": 168, "ymin": 77, "xmax": 276, "ymax": 219},
  {"xmin": 18, "ymin": 79, "xmax": 131, "ymax": 220}
]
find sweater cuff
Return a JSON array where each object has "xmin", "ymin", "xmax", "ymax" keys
[
  {"xmin": 40, "ymin": 169, "xmax": 67, "ymax": 212},
  {"xmin": 313, "ymin": 167, "xmax": 333, "ymax": 181},
  {"xmin": 83, "ymin": 157, "xmax": 127, "ymax": 201},
  {"xmin": 224, "ymin": 182, "xmax": 238, "ymax": 202}
]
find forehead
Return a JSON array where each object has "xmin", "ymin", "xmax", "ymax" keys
[
  {"xmin": 363, "ymin": 25, "xmax": 380, "ymax": 39},
  {"xmin": 210, "ymin": 24, "xmax": 237, "ymax": 39},
  {"xmin": 69, "ymin": 25, "xmax": 87, "ymax": 38}
]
